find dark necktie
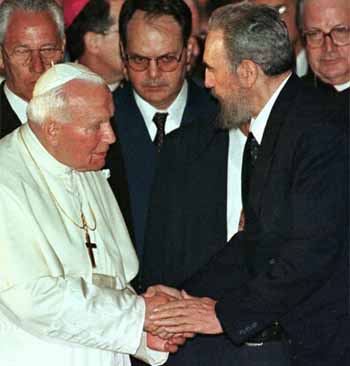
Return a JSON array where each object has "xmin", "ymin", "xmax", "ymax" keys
[
  {"xmin": 241, "ymin": 132, "xmax": 260, "ymax": 210},
  {"xmin": 153, "ymin": 112, "xmax": 168, "ymax": 151}
]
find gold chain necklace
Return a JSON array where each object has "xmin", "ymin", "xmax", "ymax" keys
[{"xmin": 20, "ymin": 127, "xmax": 98, "ymax": 268}]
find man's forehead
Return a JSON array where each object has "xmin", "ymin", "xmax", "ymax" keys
[{"xmin": 5, "ymin": 9, "xmax": 60, "ymax": 44}]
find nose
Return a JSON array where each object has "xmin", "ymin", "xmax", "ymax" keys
[
  {"xmin": 103, "ymin": 122, "xmax": 116, "ymax": 145},
  {"xmin": 323, "ymin": 34, "xmax": 336, "ymax": 53},
  {"xmin": 30, "ymin": 50, "xmax": 45, "ymax": 74},
  {"xmin": 204, "ymin": 68, "xmax": 214, "ymax": 89},
  {"xmin": 147, "ymin": 59, "xmax": 161, "ymax": 79}
]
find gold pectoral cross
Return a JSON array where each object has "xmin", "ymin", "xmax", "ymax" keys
[{"xmin": 82, "ymin": 213, "xmax": 97, "ymax": 268}]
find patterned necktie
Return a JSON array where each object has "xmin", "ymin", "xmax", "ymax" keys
[
  {"xmin": 241, "ymin": 132, "xmax": 260, "ymax": 210},
  {"xmin": 153, "ymin": 112, "xmax": 168, "ymax": 151}
]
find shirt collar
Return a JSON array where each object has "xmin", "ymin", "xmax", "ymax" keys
[
  {"xmin": 250, "ymin": 73, "xmax": 292, "ymax": 144},
  {"xmin": 134, "ymin": 80, "xmax": 188, "ymax": 136},
  {"xmin": 334, "ymin": 81, "xmax": 350, "ymax": 92},
  {"xmin": 21, "ymin": 123, "xmax": 72, "ymax": 176},
  {"xmin": 295, "ymin": 48, "xmax": 308, "ymax": 78},
  {"xmin": 4, "ymin": 83, "xmax": 28, "ymax": 124}
]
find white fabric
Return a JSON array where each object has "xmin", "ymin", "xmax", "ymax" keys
[
  {"xmin": 33, "ymin": 62, "xmax": 100, "ymax": 97},
  {"xmin": 250, "ymin": 73, "xmax": 292, "ymax": 144},
  {"xmin": 0, "ymin": 124, "xmax": 167, "ymax": 366},
  {"xmin": 4, "ymin": 83, "xmax": 28, "ymax": 124},
  {"xmin": 134, "ymin": 80, "xmax": 188, "ymax": 140},
  {"xmin": 227, "ymin": 128, "xmax": 246, "ymax": 241},
  {"xmin": 295, "ymin": 48, "xmax": 308, "ymax": 78},
  {"xmin": 334, "ymin": 81, "xmax": 350, "ymax": 92}
]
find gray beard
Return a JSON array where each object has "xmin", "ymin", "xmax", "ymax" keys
[{"xmin": 216, "ymin": 94, "xmax": 252, "ymax": 130}]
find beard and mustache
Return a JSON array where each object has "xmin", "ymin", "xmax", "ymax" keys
[{"xmin": 212, "ymin": 88, "xmax": 252, "ymax": 131}]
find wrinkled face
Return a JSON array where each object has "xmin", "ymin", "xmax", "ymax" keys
[
  {"xmin": 123, "ymin": 11, "xmax": 189, "ymax": 109},
  {"xmin": 303, "ymin": 0, "xmax": 350, "ymax": 85},
  {"xmin": 98, "ymin": 0, "xmax": 125, "ymax": 83},
  {"xmin": 53, "ymin": 82, "xmax": 116, "ymax": 171},
  {"xmin": 204, "ymin": 31, "xmax": 251, "ymax": 130},
  {"xmin": 255, "ymin": 0, "xmax": 299, "ymax": 47},
  {"xmin": 0, "ymin": 10, "xmax": 64, "ymax": 101}
]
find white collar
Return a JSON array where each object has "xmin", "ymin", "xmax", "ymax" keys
[
  {"xmin": 134, "ymin": 80, "xmax": 188, "ymax": 139},
  {"xmin": 4, "ymin": 83, "xmax": 28, "ymax": 124},
  {"xmin": 296, "ymin": 48, "xmax": 308, "ymax": 78},
  {"xmin": 250, "ymin": 73, "xmax": 292, "ymax": 144},
  {"xmin": 20, "ymin": 123, "xmax": 72, "ymax": 176},
  {"xmin": 334, "ymin": 81, "xmax": 350, "ymax": 92}
]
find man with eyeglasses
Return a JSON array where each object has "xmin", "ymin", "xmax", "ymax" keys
[
  {"xmin": 65, "ymin": 0, "xmax": 125, "ymax": 92},
  {"xmin": 0, "ymin": 0, "xmax": 65, "ymax": 139},
  {"xmin": 299, "ymin": 0, "xmax": 349, "ymax": 92},
  {"xmin": 106, "ymin": 0, "xmax": 218, "ymax": 285}
]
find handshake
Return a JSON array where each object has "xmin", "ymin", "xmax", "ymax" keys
[{"xmin": 142, "ymin": 285, "xmax": 223, "ymax": 353}]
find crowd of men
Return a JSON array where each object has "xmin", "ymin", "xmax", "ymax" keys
[{"xmin": 0, "ymin": 1, "xmax": 348, "ymax": 366}]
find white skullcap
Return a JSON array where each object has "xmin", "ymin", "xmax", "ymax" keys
[{"xmin": 33, "ymin": 62, "xmax": 103, "ymax": 97}]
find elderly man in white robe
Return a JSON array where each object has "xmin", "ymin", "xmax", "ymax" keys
[{"xmin": 0, "ymin": 63, "xmax": 183, "ymax": 366}]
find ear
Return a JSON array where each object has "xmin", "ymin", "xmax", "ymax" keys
[
  {"xmin": 0, "ymin": 48, "xmax": 5, "ymax": 70},
  {"xmin": 236, "ymin": 59, "xmax": 258, "ymax": 89},
  {"xmin": 44, "ymin": 121, "xmax": 61, "ymax": 147},
  {"xmin": 83, "ymin": 31, "xmax": 101, "ymax": 55}
]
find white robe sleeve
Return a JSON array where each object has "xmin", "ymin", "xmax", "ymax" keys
[{"xmin": 0, "ymin": 276, "xmax": 166, "ymax": 364}]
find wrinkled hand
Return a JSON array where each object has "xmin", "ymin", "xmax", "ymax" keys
[
  {"xmin": 143, "ymin": 285, "xmax": 195, "ymax": 339},
  {"xmin": 146, "ymin": 332, "xmax": 186, "ymax": 353},
  {"xmin": 143, "ymin": 291, "xmax": 173, "ymax": 332},
  {"xmin": 144, "ymin": 284, "xmax": 183, "ymax": 300},
  {"xmin": 150, "ymin": 290, "xmax": 223, "ymax": 335}
]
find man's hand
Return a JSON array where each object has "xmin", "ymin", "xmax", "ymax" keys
[
  {"xmin": 150, "ymin": 290, "xmax": 223, "ymax": 335},
  {"xmin": 143, "ymin": 292, "xmax": 172, "ymax": 332},
  {"xmin": 146, "ymin": 332, "xmax": 186, "ymax": 353},
  {"xmin": 143, "ymin": 284, "xmax": 183, "ymax": 300}
]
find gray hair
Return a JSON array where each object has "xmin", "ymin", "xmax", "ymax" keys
[
  {"xmin": 209, "ymin": 2, "xmax": 294, "ymax": 75},
  {"xmin": 27, "ymin": 74, "xmax": 106, "ymax": 125},
  {"xmin": 0, "ymin": 0, "xmax": 64, "ymax": 44}
]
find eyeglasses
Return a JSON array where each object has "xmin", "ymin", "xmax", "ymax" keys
[
  {"xmin": 1, "ymin": 45, "xmax": 63, "ymax": 66},
  {"xmin": 124, "ymin": 47, "xmax": 185, "ymax": 72},
  {"xmin": 303, "ymin": 26, "xmax": 350, "ymax": 48}
]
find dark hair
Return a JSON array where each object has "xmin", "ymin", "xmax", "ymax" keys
[
  {"xmin": 119, "ymin": 0, "xmax": 192, "ymax": 48},
  {"xmin": 209, "ymin": 2, "xmax": 294, "ymax": 75},
  {"xmin": 65, "ymin": 0, "xmax": 114, "ymax": 61}
]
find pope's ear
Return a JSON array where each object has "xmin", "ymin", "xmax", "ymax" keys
[
  {"xmin": 237, "ymin": 59, "xmax": 258, "ymax": 89},
  {"xmin": 0, "ymin": 49, "xmax": 4, "ymax": 70},
  {"xmin": 44, "ymin": 121, "xmax": 61, "ymax": 146}
]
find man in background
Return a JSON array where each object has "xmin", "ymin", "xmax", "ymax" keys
[
  {"xmin": 0, "ymin": 0, "xmax": 65, "ymax": 138},
  {"xmin": 298, "ymin": 0, "xmax": 349, "ymax": 92},
  {"xmin": 65, "ymin": 0, "xmax": 125, "ymax": 92}
]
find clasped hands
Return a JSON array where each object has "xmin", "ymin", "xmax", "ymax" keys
[{"xmin": 142, "ymin": 285, "xmax": 223, "ymax": 353}]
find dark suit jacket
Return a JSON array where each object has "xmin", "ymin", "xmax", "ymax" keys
[
  {"xmin": 106, "ymin": 79, "xmax": 218, "ymax": 263},
  {"xmin": 181, "ymin": 75, "xmax": 349, "ymax": 366},
  {"xmin": 0, "ymin": 82, "xmax": 21, "ymax": 139}
]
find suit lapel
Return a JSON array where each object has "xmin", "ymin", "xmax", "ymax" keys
[
  {"xmin": 0, "ymin": 82, "xmax": 22, "ymax": 138},
  {"xmin": 250, "ymin": 75, "xmax": 301, "ymax": 215}
]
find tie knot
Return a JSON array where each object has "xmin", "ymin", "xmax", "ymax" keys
[{"xmin": 153, "ymin": 112, "xmax": 168, "ymax": 129}]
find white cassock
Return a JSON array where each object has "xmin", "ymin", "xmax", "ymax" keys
[{"xmin": 0, "ymin": 123, "xmax": 167, "ymax": 366}]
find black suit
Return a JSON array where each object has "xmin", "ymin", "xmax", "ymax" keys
[
  {"xmin": 141, "ymin": 74, "xmax": 348, "ymax": 365},
  {"xmin": 0, "ymin": 82, "xmax": 21, "ymax": 139},
  {"xmin": 181, "ymin": 75, "xmax": 349, "ymax": 366},
  {"xmin": 107, "ymin": 79, "xmax": 218, "ymax": 263}
]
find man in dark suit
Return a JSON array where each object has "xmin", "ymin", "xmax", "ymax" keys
[
  {"xmin": 146, "ymin": 3, "xmax": 348, "ymax": 366},
  {"xmin": 298, "ymin": 0, "xmax": 349, "ymax": 93},
  {"xmin": 106, "ymin": 0, "xmax": 217, "ymax": 262},
  {"xmin": 0, "ymin": 0, "xmax": 65, "ymax": 139}
]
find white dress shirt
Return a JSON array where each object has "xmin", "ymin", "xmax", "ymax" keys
[
  {"xmin": 4, "ymin": 83, "xmax": 28, "ymax": 124},
  {"xmin": 134, "ymin": 80, "xmax": 188, "ymax": 140},
  {"xmin": 334, "ymin": 81, "xmax": 350, "ymax": 92},
  {"xmin": 227, "ymin": 128, "xmax": 246, "ymax": 241}
]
